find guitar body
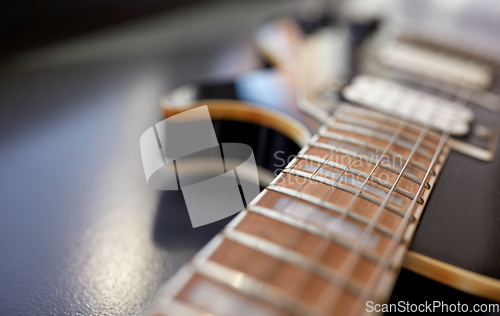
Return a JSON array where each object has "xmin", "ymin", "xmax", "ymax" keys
[
  {"xmin": 150, "ymin": 12, "xmax": 500, "ymax": 315},
  {"xmin": 253, "ymin": 15, "xmax": 500, "ymax": 306},
  {"xmin": 159, "ymin": 66, "xmax": 500, "ymax": 309}
]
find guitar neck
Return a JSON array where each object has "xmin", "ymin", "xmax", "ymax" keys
[{"xmin": 150, "ymin": 104, "xmax": 452, "ymax": 316}]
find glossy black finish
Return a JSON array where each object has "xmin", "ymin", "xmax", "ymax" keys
[{"xmin": 410, "ymin": 100, "xmax": 500, "ymax": 280}]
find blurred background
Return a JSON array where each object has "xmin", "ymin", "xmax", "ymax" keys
[{"xmin": 1, "ymin": 0, "xmax": 500, "ymax": 315}]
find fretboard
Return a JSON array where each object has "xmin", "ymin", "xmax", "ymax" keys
[{"xmin": 149, "ymin": 103, "xmax": 451, "ymax": 316}]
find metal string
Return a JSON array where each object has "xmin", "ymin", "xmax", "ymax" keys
[
  {"xmin": 295, "ymin": 58, "xmax": 466, "ymax": 313},
  {"xmin": 279, "ymin": 106, "xmax": 409, "ymax": 313},
  {"xmin": 268, "ymin": 45, "xmax": 436, "ymax": 314},
  {"xmin": 247, "ymin": 41, "xmax": 413, "ymax": 312},
  {"xmin": 346, "ymin": 85, "xmax": 473, "ymax": 316},
  {"xmin": 316, "ymin": 76, "xmax": 474, "ymax": 315}
]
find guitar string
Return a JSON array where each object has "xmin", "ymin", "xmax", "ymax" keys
[
  {"xmin": 250, "ymin": 46, "xmax": 442, "ymax": 313},
  {"xmin": 347, "ymin": 84, "xmax": 474, "ymax": 316},
  {"xmin": 238, "ymin": 27, "xmax": 447, "ymax": 314},
  {"xmin": 318, "ymin": 108, "xmax": 441, "ymax": 314},
  {"xmin": 204, "ymin": 53, "xmax": 469, "ymax": 316},
  {"xmin": 226, "ymin": 39, "xmax": 474, "ymax": 315},
  {"xmin": 297, "ymin": 89, "xmax": 441, "ymax": 314},
  {"xmin": 157, "ymin": 22, "xmax": 483, "ymax": 316},
  {"xmin": 171, "ymin": 37, "xmax": 471, "ymax": 315},
  {"xmin": 317, "ymin": 69, "xmax": 475, "ymax": 314},
  {"xmin": 160, "ymin": 34, "xmax": 353, "ymax": 314},
  {"xmin": 292, "ymin": 49, "xmax": 470, "ymax": 313},
  {"xmin": 294, "ymin": 118, "xmax": 410, "ymax": 314},
  {"xmin": 342, "ymin": 59, "xmax": 478, "ymax": 314},
  {"xmin": 235, "ymin": 50, "xmax": 410, "ymax": 314},
  {"xmin": 317, "ymin": 81, "xmax": 465, "ymax": 314},
  {"xmin": 252, "ymin": 116, "xmax": 399, "ymax": 306},
  {"xmin": 287, "ymin": 113, "xmax": 408, "ymax": 313},
  {"xmin": 238, "ymin": 44, "xmax": 411, "ymax": 311},
  {"xmin": 266, "ymin": 56, "xmax": 421, "ymax": 312},
  {"xmin": 271, "ymin": 40, "xmax": 452, "ymax": 314}
]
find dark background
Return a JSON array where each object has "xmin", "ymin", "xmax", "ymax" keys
[
  {"xmin": 0, "ymin": 1, "xmax": 298, "ymax": 315},
  {"xmin": 0, "ymin": 0, "xmax": 203, "ymax": 60}
]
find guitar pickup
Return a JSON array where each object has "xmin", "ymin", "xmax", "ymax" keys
[{"xmin": 342, "ymin": 75, "xmax": 474, "ymax": 136}]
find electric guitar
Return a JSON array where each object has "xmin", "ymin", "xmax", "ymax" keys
[{"xmin": 147, "ymin": 15, "xmax": 500, "ymax": 316}]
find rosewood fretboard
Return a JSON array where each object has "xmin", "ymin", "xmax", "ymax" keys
[{"xmin": 149, "ymin": 103, "xmax": 452, "ymax": 316}]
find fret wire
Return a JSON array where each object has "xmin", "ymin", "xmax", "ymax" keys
[
  {"xmin": 246, "ymin": 206, "xmax": 389, "ymax": 264},
  {"xmin": 216, "ymin": 149, "xmax": 320, "ymax": 308},
  {"xmin": 190, "ymin": 231, "xmax": 317, "ymax": 316},
  {"xmin": 265, "ymin": 185, "xmax": 401, "ymax": 238},
  {"xmin": 221, "ymin": 228, "xmax": 370, "ymax": 299},
  {"xmin": 309, "ymin": 140, "xmax": 429, "ymax": 187},
  {"xmin": 354, "ymin": 83, "xmax": 475, "ymax": 314},
  {"xmin": 332, "ymin": 106, "xmax": 442, "ymax": 142},
  {"xmin": 154, "ymin": 262, "xmax": 201, "ymax": 310},
  {"xmin": 208, "ymin": 143, "xmax": 335, "ymax": 313},
  {"xmin": 332, "ymin": 114, "xmax": 439, "ymax": 151},
  {"xmin": 297, "ymin": 153, "xmax": 419, "ymax": 201},
  {"xmin": 324, "ymin": 73, "xmax": 474, "ymax": 316},
  {"xmin": 261, "ymin": 145, "xmax": 361, "ymax": 311},
  {"xmin": 318, "ymin": 126, "xmax": 433, "ymax": 171},
  {"xmin": 279, "ymin": 169, "xmax": 416, "ymax": 216},
  {"xmin": 323, "ymin": 122, "xmax": 435, "ymax": 161},
  {"xmin": 194, "ymin": 260, "xmax": 317, "ymax": 316},
  {"xmin": 315, "ymin": 134, "xmax": 430, "ymax": 179},
  {"xmin": 249, "ymin": 156, "xmax": 334, "ymax": 299},
  {"xmin": 156, "ymin": 216, "xmax": 317, "ymax": 316},
  {"xmin": 352, "ymin": 127, "xmax": 455, "ymax": 314}
]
